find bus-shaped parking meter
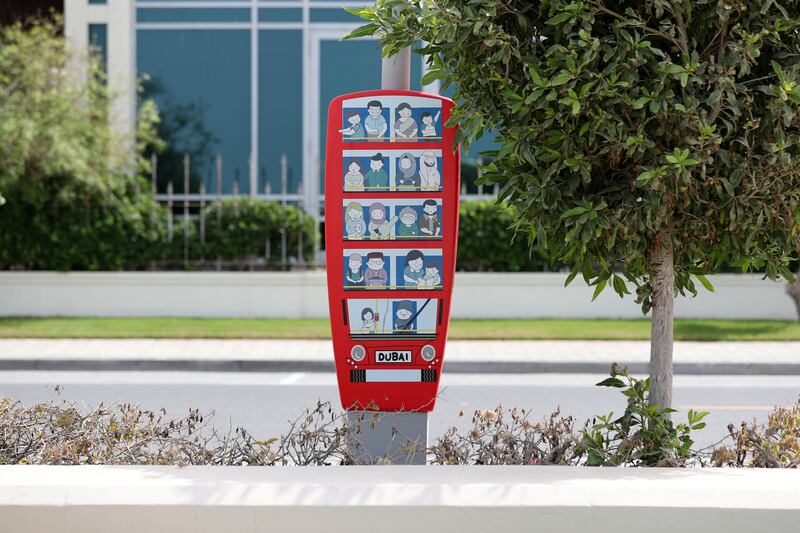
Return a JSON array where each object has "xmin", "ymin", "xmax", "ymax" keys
[{"xmin": 325, "ymin": 90, "xmax": 459, "ymax": 412}]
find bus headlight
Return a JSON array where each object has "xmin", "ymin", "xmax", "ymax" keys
[
  {"xmin": 350, "ymin": 345, "xmax": 366, "ymax": 362},
  {"xmin": 421, "ymin": 344, "xmax": 436, "ymax": 362}
]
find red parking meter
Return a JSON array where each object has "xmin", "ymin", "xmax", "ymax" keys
[{"xmin": 325, "ymin": 90, "xmax": 459, "ymax": 412}]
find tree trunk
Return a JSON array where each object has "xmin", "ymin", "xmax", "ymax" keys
[
  {"xmin": 649, "ymin": 231, "xmax": 674, "ymax": 412},
  {"xmin": 786, "ymin": 276, "xmax": 800, "ymax": 322}
]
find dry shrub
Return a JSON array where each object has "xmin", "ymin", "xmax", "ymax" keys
[
  {"xmin": 429, "ymin": 406, "xmax": 578, "ymax": 465},
  {"xmin": 711, "ymin": 397, "xmax": 800, "ymax": 468},
  {"xmin": 0, "ymin": 396, "xmax": 350, "ymax": 466}
]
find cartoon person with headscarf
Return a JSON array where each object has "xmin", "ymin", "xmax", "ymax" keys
[
  {"xmin": 396, "ymin": 153, "xmax": 421, "ymax": 190},
  {"xmin": 367, "ymin": 202, "xmax": 398, "ymax": 239},
  {"xmin": 344, "ymin": 201, "xmax": 366, "ymax": 238},
  {"xmin": 418, "ymin": 151, "xmax": 440, "ymax": 190}
]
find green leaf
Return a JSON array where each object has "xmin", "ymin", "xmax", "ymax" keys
[
  {"xmin": 663, "ymin": 63, "xmax": 686, "ymax": 74},
  {"xmin": 561, "ymin": 206, "xmax": 588, "ymax": 218},
  {"xmin": 596, "ymin": 377, "xmax": 626, "ymax": 388},
  {"xmin": 695, "ymin": 274, "xmax": 714, "ymax": 292},
  {"xmin": 591, "ymin": 278, "xmax": 608, "ymax": 301},
  {"xmin": 546, "ymin": 12, "xmax": 574, "ymax": 25},
  {"xmin": 549, "ymin": 72, "xmax": 571, "ymax": 86}
]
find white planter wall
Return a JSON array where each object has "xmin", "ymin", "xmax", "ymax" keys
[
  {"xmin": 0, "ymin": 271, "xmax": 795, "ymax": 320},
  {"xmin": 0, "ymin": 466, "xmax": 798, "ymax": 533}
]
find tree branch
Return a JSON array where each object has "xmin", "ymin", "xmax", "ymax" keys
[{"xmin": 590, "ymin": 1, "xmax": 686, "ymax": 54}]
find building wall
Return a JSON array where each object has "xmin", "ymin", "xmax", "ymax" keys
[{"xmin": 64, "ymin": 0, "xmax": 498, "ymax": 217}]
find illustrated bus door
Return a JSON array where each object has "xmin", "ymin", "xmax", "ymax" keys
[{"xmin": 325, "ymin": 90, "xmax": 459, "ymax": 412}]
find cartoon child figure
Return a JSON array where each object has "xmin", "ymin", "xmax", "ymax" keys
[
  {"xmin": 364, "ymin": 251, "xmax": 388, "ymax": 288},
  {"xmin": 397, "ymin": 207, "xmax": 420, "ymax": 238},
  {"xmin": 403, "ymin": 249, "xmax": 425, "ymax": 287},
  {"xmin": 419, "ymin": 199, "xmax": 441, "ymax": 237},
  {"xmin": 367, "ymin": 202, "xmax": 397, "ymax": 239},
  {"xmin": 420, "ymin": 262, "xmax": 441, "ymax": 289},
  {"xmin": 421, "ymin": 110, "xmax": 441, "ymax": 138},
  {"xmin": 394, "ymin": 102, "xmax": 418, "ymax": 140},
  {"xmin": 361, "ymin": 307, "xmax": 377, "ymax": 334},
  {"xmin": 345, "ymin": 253, "xmax": 365, "ymax": 288},
  {"xmin": 364, "ymin": 100, "xmax": 387, "ymax": 140},
  {"xmin": 394, "ymin": 300, "xmax": 415, "ymax": 332},
  {"xmin": 418, "ymin": 151, "xmax": 441, "ymax": 190},
  {"xmin": 345, "ymin": 201, "xmax": 366, "ymax": 238},
  {"xmin": 396, "ymin": 153, "xmax": 421, "ymax": 190},
  {"xmin": 364, "ymin": 153, "xmax": 388, "ymax": 190},
  {"xmin": 340, "ymin": 110, "xmax": 365, "ymax": 139},
  {"xmin": 344, "ymin": 159, "xmax": 365, "ymax": 191}
]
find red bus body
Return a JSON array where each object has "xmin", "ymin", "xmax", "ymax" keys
[{"xmin": 325, "ymin": 90, "xmax": 459, "ymax": 412}]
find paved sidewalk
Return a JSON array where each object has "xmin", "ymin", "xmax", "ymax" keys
[{"xmin": 0, "ymin": 339, "xmax": 798, "ymax": 374}]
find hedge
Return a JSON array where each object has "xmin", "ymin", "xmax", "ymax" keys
[{"xmin": 0, "ymin": 197, "xmax": 553, "ymax": 271}]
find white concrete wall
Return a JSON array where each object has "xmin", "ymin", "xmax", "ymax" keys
[
  {"xmin": 0, "ymin": 272, "xmax": 795, "ymax": 319},
  {"xmin": 0, "ymin": 466, "xmax": 798, "ymax": 533}
]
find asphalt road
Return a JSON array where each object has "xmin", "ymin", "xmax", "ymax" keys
[{"xmin": 1, "ymin": 370, "xmax": 798, "ymax": 450}]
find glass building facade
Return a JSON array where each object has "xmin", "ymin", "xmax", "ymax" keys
[{"xmin": 72, "ymin": 0, "xmax": 496, "ymax": 213}]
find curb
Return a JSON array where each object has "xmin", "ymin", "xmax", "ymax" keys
[{"xmin": 2, "ymin": 359, "xmax": 799, "ymax": 375}]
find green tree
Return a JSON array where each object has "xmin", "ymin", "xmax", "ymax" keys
[
  {"xmin": 0, "ymin": 18, "xmax": 166, "ymax": 270},
  {"xmin": 348, "ymin": 0, "xmax": 800, "ymax": 410}
]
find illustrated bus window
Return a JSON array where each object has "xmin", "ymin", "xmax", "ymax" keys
[
  {"xmin": 341, "ymin": 95, "xmax": 443, "ymax": 142},
  {"xmin": 343, "ymin": 248, "xmax": 443, "ymax": 291},
  {"xmin": 342, "ymin": 149, "xmax": 442, "ymax": 193},
  {"xmin": 343, "ymin": 199, "xmax": 443, "ymax": 241},
  {"xmin": 347, "ymin": 298, "xmax": 438, "ymax": 340}
]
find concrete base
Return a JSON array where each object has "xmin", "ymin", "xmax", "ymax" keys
[
  {"xmin": 346, "ymin": 411, "xmax": 428, "ymax": 465},
  {"xmin": 1, "ymin": 466, "xmax": 799, "ymax": 533}
]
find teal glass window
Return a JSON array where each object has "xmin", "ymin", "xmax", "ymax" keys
[
  {"xmin": 258, "ymin": 8, "xmax": 302, "ymax": 23},
  {"xmin": 137, "ymin": 30, "xmax": 251, "ymax": 195},
  {"xmin": 88, "ymin": 24, "xmax": 107, "ymax": 73},
  {"xmin": 259, "ymin": 30, "xmax": 303, "ymax": 196},
  {"xmin": 309, "ymin": 9, "xmax": 362, "ymax": 23},
  {"xmin": 136, "ymin": 8, "xmax": 250, "ymax": 23}
]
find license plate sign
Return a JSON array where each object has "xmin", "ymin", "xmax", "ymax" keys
[{"xmin": 374, "ymin": 350, "xmax": 412, "ymax": 364}]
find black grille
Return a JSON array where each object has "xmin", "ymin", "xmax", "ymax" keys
[
  {"xmin": 350, "ymin": 369, "xmax": 366, "ymax": 383},
  {"xmin": 421, "ymin": 369, "xmax": 438, "ymax": 383}
]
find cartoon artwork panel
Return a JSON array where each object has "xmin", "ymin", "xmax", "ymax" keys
[
  {"xmin": 340, "ymin": 98, "xmax": 390, "ymax": 142},
  {"xmin": 341, "ymin": 95, "xmax": 443, "ymax": 142},
  {"xmin": 347, "ymin": 298, "xmax": 438, "ymax": 337},
  {"xmin": 341, "ymin": 149, "xmax": 442, "ymax": 192},
  {"xmin": 343, "ymin": 248, "xmax": 443, "ymax": 291},
  {"xmin": 342, "ymin": 198, "xmax": 443, "ymax": 241}
]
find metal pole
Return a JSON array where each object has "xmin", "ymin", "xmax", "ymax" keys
[
  {"xmin": 183, "ymin": 153, "xmax": 190, "ymax": 267},
  {"xmin": 347, "ymin": 43, "xmax": 428, "ymax": 466}
]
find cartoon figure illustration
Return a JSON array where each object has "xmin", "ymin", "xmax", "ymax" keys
[
  {"xmin": 418, "ymin": 151, "xmax": 441, "ymax": 190},
  {"xmin": 364, "ymin": 153, "xmax": 388, "ymax": 190},
  {"xmin": 345, "ymin": 253, "xmax": 365, "ymax": 287},
  {"xmin": 421, "ymin": 111, "xmax": 441, "ymax": 138},
  {"xmin": 420, "ymin": 262, "xmax": 441, "ymax": 289},
  {"xmin": 345, "ymin": 201, "xmax": 366, "ymax": 238},
  {"xmin": 395, "ymin": 102, "xmax": 418, "ymax": 140},
  {"xmin": 344, "ymin": 159, "xmax": 365, "ymax": 191},
  {"xmin": 394, "ymin": 300, "xmax": 415, "ymax": 332},
  {"xmin": 397, "ymin": 206, "xmax": 420, "ymax": 238},
  {"xmin": 340, "ymin": 110, "xmax": 365, "ymax": 138},
  {"xmin": 419, "ymin": 199, "xmax": 441, "ymax": 237},
  {"xmin": 364, "ymin": 252, "xmax": 388, "ymax": 288},
  {"xmin": 361, "ymin": 307, "xmax": 377, "ymax": 334},
  {"xmin": 364, "ymin": 100, "xmax": 387, "ymax": 140},
  {"xmin": 367, "ymin": 202, "xmax": 397, "ymax": 239},
  {"xmin": 403, "ymin": 250, "xmax": 426, "ymax": 287},
  {"xmin": 396, "ymin": 153, "xmax": 421, "ymax": 190}
]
